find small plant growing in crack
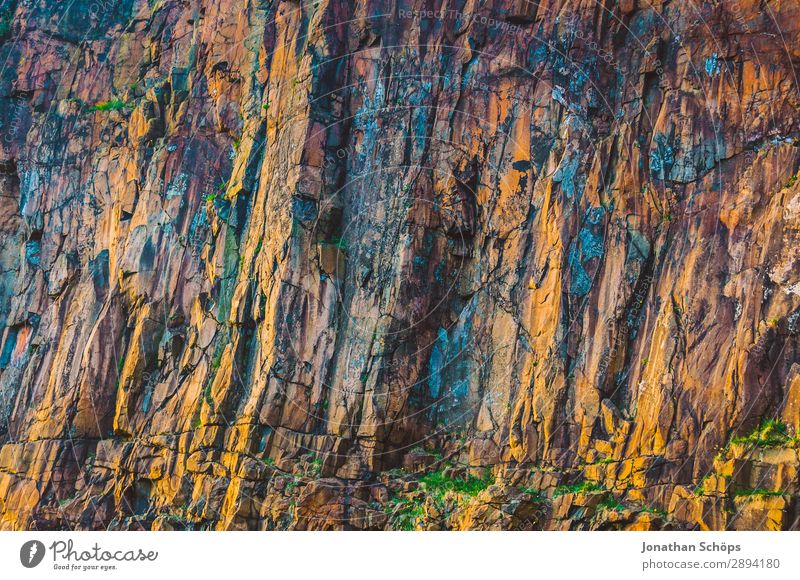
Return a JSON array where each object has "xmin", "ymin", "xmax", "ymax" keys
[{"xmin": 87, "ymin": 99, "xmax": 129, "ymax": 112}]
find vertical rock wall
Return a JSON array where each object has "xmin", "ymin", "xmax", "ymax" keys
[{"xmin": 0, "ymin": 0, "xmax": 799, "ymax": 530}]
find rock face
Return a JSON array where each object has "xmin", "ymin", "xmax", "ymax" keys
[{"xmin": 0, "ymin": 0, "xmax": 799, "ymax": 531}]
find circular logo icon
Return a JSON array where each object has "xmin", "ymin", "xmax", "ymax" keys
[{"xmin": 20, "ymin": 540, "xmax": 46, "ymax": 568}]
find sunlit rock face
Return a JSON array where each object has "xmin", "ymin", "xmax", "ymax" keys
[{"xmin": 0, "ymin": 0, "xmax": 798, "ymax": 530}]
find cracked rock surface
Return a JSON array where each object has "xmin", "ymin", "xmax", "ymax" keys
[{"xmin": 0, "ymin": 0, "xmax": 799, "ymax": 530}]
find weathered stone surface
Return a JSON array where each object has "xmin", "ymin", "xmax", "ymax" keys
[{"xmin": 0, "ymin": 0, "xmax": 799, "ymax": 530}]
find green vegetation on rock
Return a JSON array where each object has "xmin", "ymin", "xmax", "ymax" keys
[
  {"xmin": 731, "ymin": 419, "xmax": 798, "ymax": 448},
  {"xmin": 385, "ymin": 466, "xmax": 493, "ymax": 531},
  {"xmin": 553, "ymin": 480, "xmax": 603, "ymax": 497},
  {"xmin": 733, "ymin": 488, "xmax": 786, "ymax": 498},
  {"xmin": 419, "ymin": 467, "xmax": 493, "ymax": 498},
  {"xmin": 88, "ymin": 99, "xmax": 128, "ymax": 112}
]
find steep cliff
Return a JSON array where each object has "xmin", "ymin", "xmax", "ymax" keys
[{"xmin": 0, "ymin": 0, "xmax": 799, "ymax": 530}]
